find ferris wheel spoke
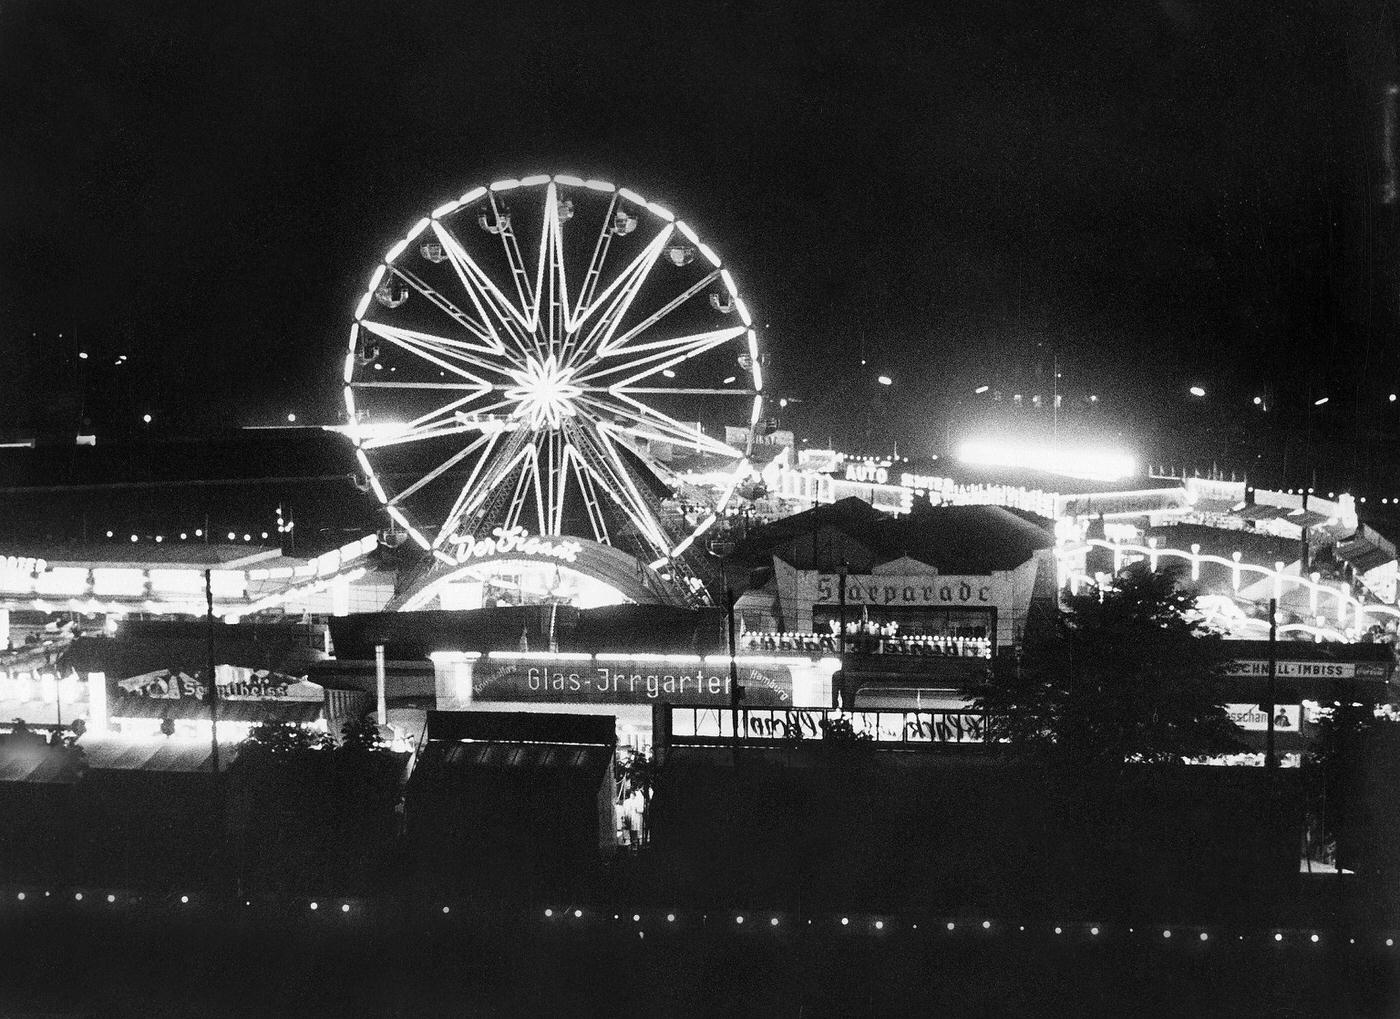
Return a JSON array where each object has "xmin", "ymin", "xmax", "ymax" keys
[
  {"xmin": 597, "ymin": 321, "xmax": 744, "ymax": 360},
  {"xmin": 431, "ymin": 220, "xmax": 537, "ymax": 357},
  {"xmin": 557, "ymin": 424, "xmax": 611, "ymax": 544},
  {"xmin": 387, "ymin": 431, "xmax": 496, "ymax": 507},
  {"xmin": 360, "ymin": 321, "xmax": 515, "ymax": 382},
  {"xmin": 567, "ymin": 428, "xmax": 664, "ymax": 554},
  {"xmin": 502, "ymin": 440, "xmax": 544, "ymax": 534},
  {"xmin": 390, "ymin": 266, "xmax": 501, "ymax": 352},
  {"xmin": 489, "ymin": 191, "xmax": 537, "ymax": 327},
  {"xmin": 544, "ymin": 430, "xmax": 568, "ymax": 535},
  {"xmin": 569, "ymin": 192, "xmax": 618, "ymax": 331},
  {"xmin": 353, "ymin": 381, "xmax": 488, "ymax": 390},
  {"xmin": 568, "ymin": 225, "xmax": 674, "ymax": 364},
  {"xmin": 580, "ymin": 327, "xmax": 744, "ymax": 389},
  {"xmin": 598, "ymin": 269, "xmax": 720, "ymax": 356},
  {"xmin": 564, "ymin": 444, "xmax": 610, "ymax": 544},
  {"xmin": 361, "ymin": 321, "xmax": 498, "ymax": 389},
  {"xmin": 586, "ymin": 424, "xmax": 673, "ymax": 554},
  {"xmin": 453, "ymin": 435, "xmax": 536, "ymax": 536},
  {"xmin": 433, "ymin": 428, "xmax": 509, "ymax": 546},
  {"xmin": 400, "ymin": 392, "xmax": 492, "ymax": 435},
  {"xmin": 582, "ymin": 392, "xmax": 746, "ymax": 460},
  {"xmin": 362, "ymin": 420, "xmax": 489, "ymax": 451},
  {"xmin": 533, "ymin": 183, "xmax": 571, "ymax": 353},
  {"xmin": 604, "ymin": 386, "xmax": 755, "ymax": 396}
]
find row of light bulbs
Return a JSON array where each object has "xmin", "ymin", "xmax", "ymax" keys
[
  {"xmin": 9, "ymin": 890, "xmax": 1396, "ymax": 948},
  {"xmin": 101, "ymin": 529, "xmax": 273, "ymax": 543},
  {"xmin": 19, "ymin": 890, "xmax": 1388, "ymax": 951}
]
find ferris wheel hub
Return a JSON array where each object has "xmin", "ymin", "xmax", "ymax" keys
[{"xmin": 504, "ymin": 354, "xmax": 583, "ymax": 432}]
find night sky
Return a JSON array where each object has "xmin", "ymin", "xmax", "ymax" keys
[{"xmin": 3, "ymin": 1, "xmax": 1397, "ymax": 477}]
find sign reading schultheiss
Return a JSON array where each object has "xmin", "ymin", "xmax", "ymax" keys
[
  {"xmin": 471, "ymin": 657, "xmax": 794, "ymax": 707},
  {"xmin": 112, "ymin": 667, "xmax": 322, "ymax": 704}
]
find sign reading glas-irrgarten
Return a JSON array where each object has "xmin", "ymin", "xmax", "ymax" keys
[{"xmin": 470, "ymin": 657, "xmax": 795, "ymax": 707}]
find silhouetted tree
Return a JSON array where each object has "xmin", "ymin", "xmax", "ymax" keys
[
  {"xmin": 968, "ymin": 565, "xmax": 1242, "ymax": 768},
  {"xmin": 338, "ymin": 713, "xmax": 388, "ymax": 752}
]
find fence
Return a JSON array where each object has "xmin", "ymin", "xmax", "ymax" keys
[{"xmin": 665, "ymin": 705, "xmax": 989, "ymax": 747}]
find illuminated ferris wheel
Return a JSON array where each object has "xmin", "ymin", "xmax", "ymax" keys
[{"xmin": 341, "ymin": 174, "xmax": 764, "ymax": 582}]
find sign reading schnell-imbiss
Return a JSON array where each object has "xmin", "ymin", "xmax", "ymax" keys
[
  {"xmin": 1221, "ymin": 661, "xmax": 1383, "ymax": 680},
  {"xmin": 471, "ymin": 658, "xmax": 793, "ymax": 706}
]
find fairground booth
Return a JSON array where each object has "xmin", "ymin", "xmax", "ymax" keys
[
  {"xmin": 724, "ymin": 497, "xmax": 1059, "ymax": 711},
  {"xmin": 0, "ymin": 538, "xmax": 391, "ymax": 737},
  {"xmin": 1207, "ymin": 639, "xmax": 1395, "ymax": 766},
  {"xmin": 327, "ymin": 603, "xmax": 840, "ymax": 750},
  {"xmin": 49, "ymin": 620, "xmax": 335, "ymax": 741}
]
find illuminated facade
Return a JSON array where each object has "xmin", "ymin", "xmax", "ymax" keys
[{"xmin": 392, "ymin": 530, "xmax": 689, "ymax": 611}]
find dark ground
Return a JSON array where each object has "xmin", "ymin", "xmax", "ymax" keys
[{"xmin": 0, "ymin": 898, "xmax": 1397, "ymax": 1018}]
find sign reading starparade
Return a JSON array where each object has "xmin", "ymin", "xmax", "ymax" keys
[
  {"xmin": 814, "ymin": 573, "xmax": 1000, "ymax": 607},
  {"xmin": 448, "ymin": 525, "xmax": 583, "ymax": 566}
]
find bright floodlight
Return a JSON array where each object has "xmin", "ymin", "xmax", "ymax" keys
[
  {"xmin": 1189, "ymin": 386, "xmax": 1206, "ymax": 397},
  {"xmin": 958, "ymin": 440, "xmax": 1137, "ymax": 482},
  {"xmin": 877, "ymin": 375, "xmax": 893, "ymax": 386},
  {"xmin": 1253, "ymin": 396, "xmax": 1262, "ymax": 405}
]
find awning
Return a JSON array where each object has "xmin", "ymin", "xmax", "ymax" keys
[
  {"xmin": 80, "ymin": 736, "xmax": 237, "ymax": 773},
  {"xmin": 421, "ymin": 740, "xmax": 613, "ymax": 776},
  {"xmin": 0, "ymin": 739, "xmax": 82, "ymax": 783},
  {"xmin": 107, "ymin": 694, "xmax": 321, "ymax": 723},
  {"xmin": 60, "ymin": 635, "xmax": 306, "ymax": 678}
]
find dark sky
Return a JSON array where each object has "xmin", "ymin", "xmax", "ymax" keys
[{"xmin": 3, "ymin": 0, "xmax": 1397, "ymax": 468}]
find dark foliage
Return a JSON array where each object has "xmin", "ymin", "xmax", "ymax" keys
[
  {"xmin": 339, "ymin": 712, "xmax": 389, "ymax": 752},
  {"xmin": 967, "ymin": 565, "xmax": 1243, "ymax": 767},
  {"xmin": 818, "ymin": 715, "xmax": 873, "ymax": 744},
  {"xmin": 239, "ymin": 720, "xmax": 334, "ymax": 757}
]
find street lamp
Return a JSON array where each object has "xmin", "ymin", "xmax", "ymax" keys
[
  {"xmin": 877, "ymin": 375, "xmax": 892, "ymax": 386},
  {"xmin": 1189, "ymin": 386, "xmax": 1206, "ymax": 398}
]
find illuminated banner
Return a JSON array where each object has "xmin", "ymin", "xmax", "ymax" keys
[
  {"xmin": 1225, "ymin": 703, "xmax": 1302, "ymax": 732},
  {"xmin": 813, "ymin": 574, "xmax": 1002, "ymax": 608},
  {"xmin": 471, "ymin": 658, "xmax": 793, "ymax": 706},
  {"xmin": 447, "ymin": 525, "xmax": 582, "ymax": 566},
  {"xmin": 1221, "ymin": 661, "xmax": 1357, "ymax": 680},
  {"xmin": 111, "ymin": 667, "xmax": 322, "ymax": 705}
]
